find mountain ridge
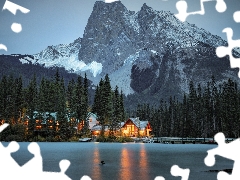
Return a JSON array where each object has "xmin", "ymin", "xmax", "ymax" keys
[{"xmin": 18, "ymin": 1, "xmax": 239, "ymax": 107}]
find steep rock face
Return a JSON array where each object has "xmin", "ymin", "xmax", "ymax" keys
[
  {"xmin": 77, "ymin": 1, "xmax": 237, "ymax": 98},
  {"xmin": 78, "ymin": 1, "xmax": 137, "ymax": 75}
]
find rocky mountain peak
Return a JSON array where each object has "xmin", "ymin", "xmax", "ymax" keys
[
  {"xmin": 93, "ymin": 1, "xmax": 127, "ymax": 15},
  {"xmin": 19, "ymin": 1, "xmax": 240, "ymax": 104},
  {"xmin": 140, "ymin": 3, "xmax": 154, "ymax": 13}
]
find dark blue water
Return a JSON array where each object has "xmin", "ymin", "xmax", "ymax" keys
[{"xmin": 5, "ymin": 142, "xmax": 233, "ymax": 180}]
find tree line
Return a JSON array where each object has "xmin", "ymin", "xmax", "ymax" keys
[
  {"xmin": 1, "ymin": 69, "xmax": 239, "ymax": 141},
  {"xmin": 132, "ymin": 76, "xmax": 240, "ymax": 139},
  {"xmin": 0, "ymin": 70, "xmax": 124, "ymax": 141}
]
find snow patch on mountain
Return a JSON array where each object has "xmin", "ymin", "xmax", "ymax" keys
[
  {"xmin": 19, "ymin": 36, "xmax": 102, "ymax": 77},
  {"xmin": 20, "ymin": 53, "xmax": 102, "ymax": 77},
  {"xmin": 81, "ymin": 61, "xmax": 103, "ymax": 77},
  {"xmin": 110, "ymin": 53, "xmax": 138, "ymax": 95}
]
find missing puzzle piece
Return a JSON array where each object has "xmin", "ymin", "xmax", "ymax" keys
[
  {"xmin": 105, "ymin": 0, "xmax": 119, "ymax": 3},
  {"xmin": 0, "ymin": 141, "xmax": 22, "ymax": 179},
  {"xmin": 2, "ymin": 0, "xmax": 30, "ymax": 15},
  {"xmin": 204, "ymin": 132, "xmax": 240, "ymax": 180},
  {"xmin": 0, "ymin": 123, "xmax": 92, "ymax": 179},
  {"xmin": 216, "ymin": 28, "xmax": 240, "ymax": 77},
  {"xmin": 154, "ymin": 165, "xmax": 190, "ymax": 180},
  {"xmin": 39, "ymin": 160, "xmax": 71, "ymax": 180},
  {"xmin": 233, "ymin": 11, "xmax": 240, "ymax": 23},
  {"xmin": 21, "ymin": 142, "xmax": 43, "ymax": 174},
  {"xmin": 171, "ymin": 165, "xmax": 190, "ymax": 180},
  {"xmin": 175, "ymin": 0, "xmax": 227, "ymax": 22}
]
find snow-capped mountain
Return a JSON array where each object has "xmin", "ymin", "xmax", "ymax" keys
[
  {"xmin": 20, "ymin": 1, "xmax": 239, "ymax": 105},
  {"xmin": 19, "ymin": 37, "xmax": 102, "ymax": 78}
]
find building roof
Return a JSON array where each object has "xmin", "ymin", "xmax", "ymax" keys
[
  {"xmin": 87, "ymin": 112, "xmax": 98, "ymax": 119},
  {"xmin": 33, "ymin": 111, "xmax": 57, "ymax": 120},
  {"xmin": 122, "ymin": 118, "xmax": 149, "ymax": 130}
]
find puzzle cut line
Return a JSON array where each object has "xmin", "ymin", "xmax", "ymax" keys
[
  {"xmin": 0, "ymin": 123, "xmax": 92, "ymax": 180},
  {"xmin": 1, "ymin": 0, "xmax": 30, "ymax": 51},
  {"xmin": 175, "ymin": 0, "xmax": 227, "ymax": 22},
  {"xmin": 154, "ymin": 165, "xmax": 190, "ymax": 180},
  {"xmin": 216, "ymin": 28, "xmax": 240, "ymax": 78},
  {"xmin": 205, "ymin": 132, "xmax": 240, "ymax": 180}
]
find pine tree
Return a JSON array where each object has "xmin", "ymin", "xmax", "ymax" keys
[
  {"xmin": 102, "ymin": 74, "xmax": 113, "ymax": 125},
  {"xmin": 66, "ymin": 79, "xmax": 77, "ymax": 137},
  {"xmin": 13, "ymin": 76, "xmax": 24, "ymax": 122},
  {"xmin": 58, "ymin": 77, "xmax": 69, "ymax": 141},
  {"xmin": 111, "ymin": 86, "xmax": 121, "ymax": 136},
  {"xmin": 188, "ymin": 80, "xmax": 197, "ymax": 137},
  {"xmin": 81, "ymin": 73, "xmax": 89, "ymax": 135}
]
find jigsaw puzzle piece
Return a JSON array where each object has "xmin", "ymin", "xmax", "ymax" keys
[
  {"xmin": 205, "ymin": 132, "xmax": 238, "ymax": 164},
  {"xmin": 233, "ymin": 11, "xmax": 240, "ymax": 23},
  {"xmin": 0, "ymin": 141, "xmax": 22, "ymax": 179},
  {"xmin": 154, "ymin": 176, "xmax": 165, "ymax": 180},
  {"xmin": 215, "ymin": 0, "xmax": 227, "ymax": 13},
  {"xmin": 175, "ymin": 0, "xmax": 227, "ymax": 22},
  {"xmin": 0, "ymin": 123, "xmax": 9, "ymax": 132},
  {"xmin": 217, "ymin": 167, "xmax": 240, "ymax": 180},
  {"xmin": 175, "ymin": 0, "xmax": 189, "ymax": 22},
  {"xmin": 0, "ymin": 124, "xmax": 19, "ymax": 171},
  {"xmin": 39, "ymin": 160, "xmax": 71, "ymax": 180},
  {"xmin": 217, "ymin": 171, "xmax": 232, "ymax": 180},
  {"xmin": 2, "ymin": 0, "xmax": 30, "ymax": 33},
  {"xmin": 171, "ymin": 165, "xmax": 190, "ymax": 180},
  {"xmin": 11, "ymin": 22, "xmax": 22, "ymax": 33},
  {"xmin": 2, "ymin": 0, "xmax": 30, "ymax": 15},
  {"xmin": 216, "ymin": 28, "xmax": 240, "ymax": 77},
  {"xmin": 105, "ymin": 0, "xmax": 119, "ymax": 3},
  {"xmin": 21, "ymin": 142, "xmax": 43, "ymax": 173},
  {"xmin": 205, "ymin": 132, "xmax": 240, "ymax": 180},
  {"xmin": 80, "ymin": 175, "xmax": 92, "ymax": 180},
  {"xmin": 0, "ymin": 44, "xmax": 7, "ymax": 51}
]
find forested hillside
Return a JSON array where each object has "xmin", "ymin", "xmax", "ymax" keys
[
  {"xmin": 0, "ymin": 55, "xmax": 82, "ymax": 87},
  {"xmin": 130, "ymin": 77, "xmax": 240, "ymax": 138}
]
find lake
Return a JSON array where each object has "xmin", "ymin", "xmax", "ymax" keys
[{"xmin": 4, "ymin": 142, "xmax": 233, "ymax": 180}]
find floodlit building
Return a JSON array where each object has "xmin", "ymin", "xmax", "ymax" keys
[
  {"xmin": 121, "ymin": 118, "xmax": 152, "ymax": 137},
  {"xmin": 91, "ymin": 117, "xmax": 152, "ymax": 137}
]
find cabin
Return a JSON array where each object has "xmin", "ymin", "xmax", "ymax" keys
[
  {"xmin": 121, "ymin": 118, "xmax": 152, "ymax": 137},
  {"xmin": 32, "ymin": 111, "xmax": 59, "ymax": 135},
  {"xmin": 87, "ymin": 112, "xmax": 98, "ymax": 130}
]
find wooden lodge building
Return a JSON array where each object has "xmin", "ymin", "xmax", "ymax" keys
[
  {"xmin": 24, "ymin": 110, "xmax": 152, "ymax": 138},
  {"xmin": 91, "ymin": 117, "xmax": 152, "ymax": 137},
  {"xmin": 121, "ymin": 118, "xmax": 152, "ymax": 137}
]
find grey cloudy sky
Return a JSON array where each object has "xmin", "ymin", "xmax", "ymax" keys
[{"xmin": 0, "ymin": 0, "xmax": 240, "ymax": 55}]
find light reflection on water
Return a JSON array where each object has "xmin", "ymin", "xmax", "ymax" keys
[
  {"xmin": 139, "ymin": 144, "xmax": 149, "ymax": 180},
  {"xmin": 119, "ymin": 147, "xmax": 132, "ymax": 180},
  {"xmin": 119, "ymin": 143, "xmax": 150, "ymax": 180},
  {"xmin": 91, "ymin": 146, "xmax": 101, "ymax": 180}
]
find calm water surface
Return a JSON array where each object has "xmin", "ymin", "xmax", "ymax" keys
[{"xmin": 5, "ymin": 142, "xmax": 233, "ymax": 180}]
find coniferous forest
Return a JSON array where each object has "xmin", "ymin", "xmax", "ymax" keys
[
  {"xmin": 130, "ymin": 76, "xmax": 240, "ymax": 139},
  {"xmin": 0, "ymin": 68, "xmax": 240, "ymax": 141},
  {"xmin": 0, "ymin": 69, "xmax": 124, "ymax": 142}
]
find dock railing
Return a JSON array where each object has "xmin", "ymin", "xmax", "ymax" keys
[{"xmin": 152, "ymin": 137, "xmax": 236, "ymax": 144}]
